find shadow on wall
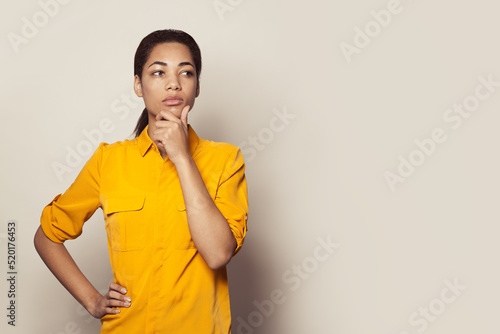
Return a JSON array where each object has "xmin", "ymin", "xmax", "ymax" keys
[{"xmin": 228, "ymin": 179, "xmax": 280, "ymax": 334}]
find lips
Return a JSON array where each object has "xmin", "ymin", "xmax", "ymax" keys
[{"xmin": 162, "ymin": 96, "xmax": 183, "ymax": 106}]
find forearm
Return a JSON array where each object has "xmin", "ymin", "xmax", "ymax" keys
[
  {"xmin": 175, "ymin": 157, "xmax": 236, "ymax": 269},
  {"xmin": 34, "ymin": 226, "xmax": 101, "ymax": 313}
]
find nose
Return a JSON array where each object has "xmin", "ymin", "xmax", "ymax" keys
[{"xmin": 165, "ymin": 74, "xmax": 180, "ymax": 90}]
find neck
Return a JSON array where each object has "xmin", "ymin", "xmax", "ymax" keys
[{"xmin": 146, "ymin": 113, "xmax": 157, "ymax": 140}]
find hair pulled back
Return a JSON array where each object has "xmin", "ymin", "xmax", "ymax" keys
[{"xmin": 133, "ymin": 29, "xmax": 202, "ymax": 137}]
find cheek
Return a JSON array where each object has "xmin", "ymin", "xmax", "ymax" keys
[
  {"xmin": 140, "ymin": 89, "xmax": 160, "ymax": 112},
  {"xmin": 142, "ymin": 82, "xmax": 159, "ymax": 94},
  {"xmin": 141, "ymin": 84, "xmax": 161, "ymax": 102},
  {"xmin": 183, "ymin": 81, "xmax": 198, "ymax": 97}
]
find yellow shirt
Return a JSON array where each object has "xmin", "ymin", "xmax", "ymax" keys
[{"xmin": 40, "ymin": 125, "xmax": 248, "ymax": 333}]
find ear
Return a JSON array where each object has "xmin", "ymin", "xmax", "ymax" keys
[
  {"xmin": 134, "ymin": 75, "xmax": 143, "ymax": 97},
  {"xmin": 195, "ymin": 80, "xmax": 200, "ymax": 97}
]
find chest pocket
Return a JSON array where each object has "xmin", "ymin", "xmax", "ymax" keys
[{"xmin": 104, "ymin": 196, "xmax": 146, "ymax": 252}]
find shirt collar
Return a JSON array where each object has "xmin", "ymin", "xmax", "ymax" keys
[{"xmin": 138, "ymin": 124, "xmax": 200, "ymax": 158}]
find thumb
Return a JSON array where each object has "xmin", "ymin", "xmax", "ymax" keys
[{"xmin": 181, "ymin": 105, "xmax": 190, "ymax": 128}]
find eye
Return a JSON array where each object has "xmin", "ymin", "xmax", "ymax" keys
[
  {"xmin": 152, "ymin": 70, "xmax": 164, "ymax": 76},
  {"xmin": 181, "ymin": 70, "xmax": 194, "ymax": 77}
]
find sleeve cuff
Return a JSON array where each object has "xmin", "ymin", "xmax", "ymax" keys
[
  {"xmin": 230, "ymin": 213, "xmax": 248, "ymax": 256},
  {"xmin": 39, "ymin": 194, "xmax": 65, "ymax": 244}
]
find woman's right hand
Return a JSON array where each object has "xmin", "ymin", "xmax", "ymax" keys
[
  {"xmin": 89, "ymin": 283, "xmax": 131, "ymax": 319},
  {"xmin": 34, "ymin": 227, "xmax": 131, "ymax": 320}
]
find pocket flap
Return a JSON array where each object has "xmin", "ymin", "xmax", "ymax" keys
[{"xmin": 104, "ymin": 196, "xmax": 145, "ymax": 214}]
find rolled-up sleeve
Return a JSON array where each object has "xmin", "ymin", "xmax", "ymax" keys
[
  {"xmin": 214, "ymin": 147, "xmax": 248, "ymax": 256},
  {"xmin": 40, "ymin": 143, "xmax": 104, "ymax": 243}
]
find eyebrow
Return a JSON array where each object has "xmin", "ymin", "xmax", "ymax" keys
[{"xmin": 147, "ymin": 61, "xmax": 195, "ymax": 68}]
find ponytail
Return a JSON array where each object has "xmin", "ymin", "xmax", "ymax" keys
[{"xmin": 133, "ymin": 108, "xmax": 149, "ymax": 137}]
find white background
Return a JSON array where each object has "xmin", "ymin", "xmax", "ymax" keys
[{"xmin": 1, "ymin": 0, "xmax": 499, "ymax": 333}]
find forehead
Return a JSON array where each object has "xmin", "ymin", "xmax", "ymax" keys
[{"xmin": 147, "ymin": 42, "xmax": 193, "ymax": 64}]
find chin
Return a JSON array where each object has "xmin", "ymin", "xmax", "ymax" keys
[{"xmin": 149, "ymin": 107, "xmax": 182, "ymax": 118}]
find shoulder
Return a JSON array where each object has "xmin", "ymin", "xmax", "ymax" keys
[
  {"xmin": 195, "ymin": 138, "xmax": 245, "ymax": 176},
  {"xmin": 197, "ymin": 137, "xmax": 242, "ymax": 161},
  {"xmin": 87, "ymin": 138, "xmax": 141, "ymax": 165},
  {"xmin": 98, "ymin": 137, "xmax": 140, "ymax": 153},
  {"xmin": 101, "ymin": 137, "xmax": 139, "ymax": 149}
]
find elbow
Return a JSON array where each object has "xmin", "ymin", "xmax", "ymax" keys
[
  {"xmin": 34, "ymin": 226, "xmax": 43, "ymax": 253},
  {"xmin": 202, "ymin": 234, "xmax": 238, "ymax": 270},
  {"xmin": 205, "ymin": 249, "xmax": 233, "ymax": 270}
]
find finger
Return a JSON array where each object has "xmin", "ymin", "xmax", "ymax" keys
[
  {"xmin": 109, "ymin": 283, "xmax": 127, "ymax": 294},
  {"xmin": 105, "ymin": 306, "xmax": 122, "ymax": 315},
  {"xmin": 153, "ymin": 123, "xmax": 183, "ymax": 137},
  {"xmin": 180, "ymin": 105, "xmax": 190, "ymax": 129},
  {"xmin": 107, "ymin": 290, "xmax": 131, "ymax": 302},
  {"xmin": 107, "ymin": 297, "xmax": 131, "ymax": 308},
  {"xmin": 156, "ymin": 110, "xmax": 179, "ymax": 122}
]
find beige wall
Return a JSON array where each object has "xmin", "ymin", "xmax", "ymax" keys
[{"xmin": 1, "ymin": 0, "xmax": 499, "ymax": 333}]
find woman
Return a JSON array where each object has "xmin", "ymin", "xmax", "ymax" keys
[{"xmin": 34, "ymin": 29, "xmax": 248, "ymax": 333}]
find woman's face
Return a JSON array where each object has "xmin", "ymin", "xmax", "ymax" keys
[{"xmin": 134, "ymin": 42, "xmax": 199, "ymax": 119}]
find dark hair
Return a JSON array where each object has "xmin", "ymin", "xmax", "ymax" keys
[{"xmin": 133, "ymin": 29, "xmax": 202, "ymax": 137}]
